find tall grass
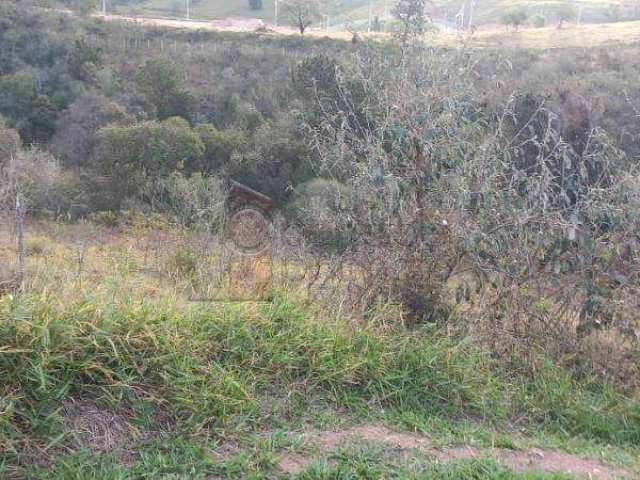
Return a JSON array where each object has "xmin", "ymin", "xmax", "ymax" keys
[{"xmin": 1, "ymin": 291, "xmax": 638, "ymax": 461}]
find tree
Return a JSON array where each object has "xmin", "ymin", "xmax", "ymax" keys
[
  {"xmin": 501, "ymin": 9, "xmax": 528, "ymax": 31},
  {"xmin": 532, "ymin": 13, "xmax": 546, "ymax": 28},
  {"xmin": 135, "ymin": 58, "xmax": 195, "ymax": 121},
  {"xmin": 21, "ymin": 94, "xmax": 58, "ymax": 145},
  {"xmin": 281, "ymin": 0, "xmax": 321, "ymax": 35},
  {"xmin": 248, "ymin": 0, "xmax": 263, "ymax": 10},
  {"xmin": 392, "ymin": 0, "xmax": 429, "ymax": 47},
  {"xmin": 94, "ymin": 117, "xmax": 205, "ymax": 201},
  {"xmin": 195, "ymin": 124, "xmax": 247, "ymax": 174},
  {"xmin": 0, "ymin": 147, "xmax": 63, "ymax": 284},
  {"xmin": 0, "ymin": 72, "xmax": 59, "ymax": 145},
  {"xmin": 0, "ymin": 71, "xmax": 38, "ymax": 121},
  {"xmin": 68, "ymin": 38, "xmax": 103, "ymax": 81},
  {"xmin": 52, "ymin": 93, "xmax": 132, "ymax": 167},
  {"xmin": 555, "ymin": 4, "xmax": 576, "ymax": 28},
  {"xmin": 0, "ymin": 117, "xmax": 21, "ymax": 163}
]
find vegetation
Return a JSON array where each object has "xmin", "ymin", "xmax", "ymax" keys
[
  {"xmin": 392, "ymin": 0, "xmax": 429, "ymax": 46},
  {"xmin": 501, "ymin": 9, "xmax": 528, "ymax": 30},
  {"xmin": 0, "ymin": 232, "xmax": 638, "ymax": 476},
  {"xmin": 1, "ymin": 1, "xmax": 640, "ymax": 478},
  {"xmin": 67, "ymin": 0, "xmax": 640, "ymax": 27},
  {"xmin": 281, "ymin": 0, "xmax": 322, "ymax": 34}
]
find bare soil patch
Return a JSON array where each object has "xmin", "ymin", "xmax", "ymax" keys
[
  {"xmin": 276, "ymin": 424, "xmax": 634, "ymax": 478},
  {"xmin": 62, "ymin": 399, "xmax": 134, "ymax": 453},
  {"xmin": 500, "ymin": 448, "xmax": 631, "ymax": 480}
]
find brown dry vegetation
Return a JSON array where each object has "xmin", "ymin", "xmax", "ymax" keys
[
  {"xmin": 94, "ymin": 11, "xmax": 640, "ymax": 49},
  {"xmin": 1, "ymin": 4, "xmax": 640, "ymax": 479}
]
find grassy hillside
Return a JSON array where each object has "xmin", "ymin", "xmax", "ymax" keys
[
  {"xmin": 112, "ymin": 0, "xmax": 372, "ymax": 23},
  {"xmin": 108, "ymin": 0, "xmax": 632, "ymax": 26},
  {"xmin": 437, "ymin": 0, "xmax": 627, "ymax": 25},
  {"xmin": 1, "ymin": 221, "xmax": 639, "ymax": 479},
  {"xmin": 2, "ymin": 4, "xmax": 640, "ymax": 477},
  {"xmin": 118, "ymin": 0, "xmax": 278, "ymax": 21}
]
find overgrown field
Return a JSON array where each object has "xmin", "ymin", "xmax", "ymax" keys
[
  {"xmin": 1, "ymin": 4, "xmax": 640, "ymax": 478},
  {"xmin": 1, "ymin": 222, "xmax": 639, "ymax": 478}
]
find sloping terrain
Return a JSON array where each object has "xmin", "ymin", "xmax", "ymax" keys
[
  {"xmin": 436, "ymin": 0, "xmax": 629, "ymax": 25},
  {"xmin": 105, "ymin": 0, "xmax": 630, "ymax": 26},
  {"xmin": 93, "ymin": 10, "xmax": 640, "ymax": 49}
]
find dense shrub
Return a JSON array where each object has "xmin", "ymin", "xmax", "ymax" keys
[
  {"xmin": 284, "ymin": 178, "xmax": 355, "ymax": 252},
  {"xmin": 52, "ymin": 93, "xmax": 132, "ymax": 167},
  {"xmin": 135, "ymin": 57, "xmax": 195, "ymax": 121},
  {"xmin": 195, "ymin": 124, "xmax": 247, "ymax": 173},
  {"xmin": 93, "ymin": 117, "xmax": 205, "ymax": 201},
  {"xmin": 301, "ymin": 45, "xmax": 640, "ymax": 361}
]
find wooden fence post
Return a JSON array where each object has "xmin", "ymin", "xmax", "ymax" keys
[{"xmin": 14, "ymin": 192, "xmax": 24, "ymax": 286}]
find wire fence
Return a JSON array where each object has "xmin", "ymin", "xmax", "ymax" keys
[{"xmin": 81, "ymin": 32, "xmax": 315, "ymax": 60}]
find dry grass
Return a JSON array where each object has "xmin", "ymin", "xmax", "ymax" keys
[
  {"xmin": 92, "ymin": 11, "xmax": 640, "ymax": 49},
  {"xmin": 2, "ymin": 220, "xmax": 637, "ymax": 390},
  {"xmin": 449, "ymin": 21, "xmax": 640, "ymax": 49},
  {"xmin": 0, "ymin": 221, "xmax": 331, "ymax": 306},
  {"xmin": 0, "ymin": 221, "xmax": 184, "ymax": 305},
  {"xmin": 62, "ymin": 399, "xmax": 135, "ymax": 453},
  {"xmin": 94, "ymin": 12, "xmax": 383, "ymax": 41},
  {"xmin": 1, "ymin": 220, "xmax": 640, "ymax": 479}
]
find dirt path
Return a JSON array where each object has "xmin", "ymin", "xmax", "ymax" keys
[
  {"xmin": 276, "ymin": 424, "xmax": 634, "ymax": 479},
  {"xmin": 55, "ymin": 399, "xmax": 635, "ymax": 478}
]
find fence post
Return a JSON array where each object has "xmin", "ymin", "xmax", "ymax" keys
[{"xmin": 14, "ymin": 192, "xmax": 24, "ymax": 286}]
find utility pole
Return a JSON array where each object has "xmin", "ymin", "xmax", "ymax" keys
[
  {"xmin": 368, "ymin": 0, "xmax": 373, "ymax": 32},
  {"xmin": 275, "ymin": 0, "xmax": 279, "ymax": 27},
  {"xmin": 102, "ymin": 0, "xmax": 106, "ymax": 16},
  {"xmin": 384, "ymin": 0, "xmax": 390, "ymax": 31},
  {"xmin": 577, "ymin": 5, "xmax": 583, "ymax": 25},
  {"xmin": 186, "ymin": 0, "xmax": 190, "ymax": 20}
]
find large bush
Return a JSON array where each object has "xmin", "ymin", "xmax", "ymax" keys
[
  {"xmin": 52, "ymin": 93, "xmax": 132, "ymax": 167},
  {"xmin": 93, "ymin": 117, "xmax": 205, "ymax": 201},
  {"xmin": 135, "ymin": 57, "xmax": 195, "ymax": 121},
  {"xmin": 301, "ymin": 44, "xmax": 640, "ymax": 359}
]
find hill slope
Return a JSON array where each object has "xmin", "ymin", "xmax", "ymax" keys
[{"xmin": 107, "ymin": 0, "xmax": 634, "ymax": 26}]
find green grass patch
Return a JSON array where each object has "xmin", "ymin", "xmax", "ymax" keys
[{"xmin": 1, "ymin": 292, "xmax": 638, "ymax": 473}]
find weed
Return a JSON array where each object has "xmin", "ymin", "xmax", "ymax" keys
[
  {"xmin": 25, "ymin": 238, "xmax": 46, "ymax": 256},
  {"xmin": 167, "ymin": 245, "xmax": 199, "ymax": 279}
]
